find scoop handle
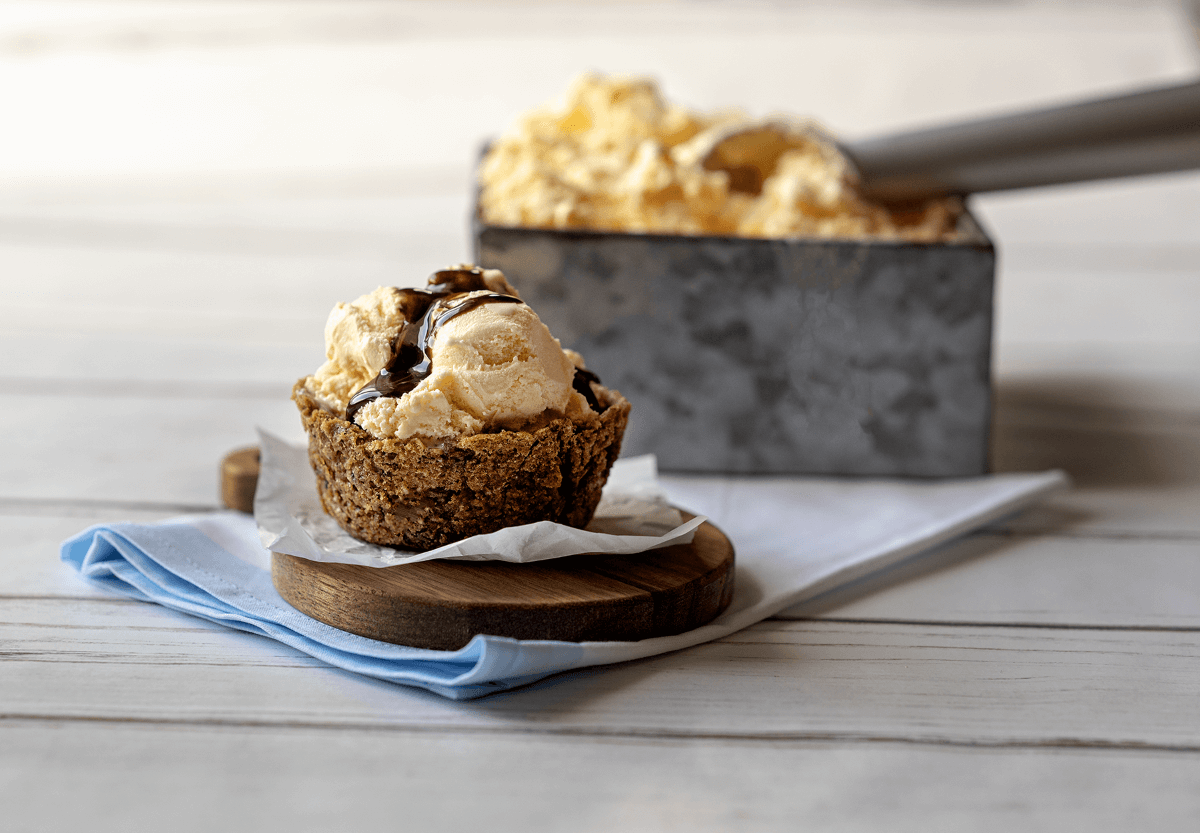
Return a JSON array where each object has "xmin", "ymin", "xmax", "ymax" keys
[{"xmin": 844, "ymin": 80, "xmax": 1200, "ymax": 202}]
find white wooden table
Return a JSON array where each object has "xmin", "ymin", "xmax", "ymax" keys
[{"xmin": 3, "ymin": 2, "xmax": 1200, "ymax": 829}]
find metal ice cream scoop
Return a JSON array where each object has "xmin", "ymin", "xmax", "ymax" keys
[
  {"xmin": 695, "ymin": 80, "xmax": 1200, "ymax": 203},
  {"xmin": 843, "ymin": 79, "xmax": 1200, "ymax": 202}
]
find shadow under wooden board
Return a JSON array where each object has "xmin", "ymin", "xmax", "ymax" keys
[{"xmin": 222, "ymin": 447, "xmax": 735, "ymax": 650}]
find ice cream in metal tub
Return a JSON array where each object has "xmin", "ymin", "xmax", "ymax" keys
[
  {"xmin": 474, "ymin": 75, "xmax": 1200, "ymax": 477},
  {"xmin": 473, "ymin": 76, "xmax": 985, "ymax": 476}
]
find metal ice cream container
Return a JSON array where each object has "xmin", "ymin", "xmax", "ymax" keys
[{"xmin": 474, "ymin": 212, "xmax": 995, "ymax": 477}]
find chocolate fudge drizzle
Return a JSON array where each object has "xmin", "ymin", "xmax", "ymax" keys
[
  {"xmin": 346, "ymin": 267, "xmax": 606, "ymax": 423},
  {"xmin": 571, "ymin": 367, "xmax": 604, "ymax": 413}
]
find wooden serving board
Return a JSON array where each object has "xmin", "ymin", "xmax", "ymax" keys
[
  {"xmin": 221, "ymin": 447, "xmax": 735, "ymax": 650},
  {"xmin": 272, "ymin": 521, "xmax": 734, "ymax": 649}
]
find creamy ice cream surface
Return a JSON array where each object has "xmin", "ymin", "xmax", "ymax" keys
[
  {"xmin": 305, "ymin": 266, "xmax": 601, "ymax": 443},
  {"xmin": 478, "ymin": 74, "xmax": 961, "ymax": 242}
]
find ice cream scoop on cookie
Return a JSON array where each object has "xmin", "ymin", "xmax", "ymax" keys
[{"xmin": 294, "ymin": 265, "xmax": 630, "ymax": 550}]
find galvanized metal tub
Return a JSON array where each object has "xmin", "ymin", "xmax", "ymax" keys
[{"xmin": 475, "ymin": 212, "xmax": 995, "ymax": 477}]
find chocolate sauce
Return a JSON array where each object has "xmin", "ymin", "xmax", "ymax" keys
[
  {"xmin": 346, "ymin": 268, "xmax": 516, "ymax": 422},
  {"xmin": 571, "ymin": 367, "xmax": 604, "ymax": 413},
  {"xmin": 346, "ymin": 266, "xmax": 607, "ymax": 424}
]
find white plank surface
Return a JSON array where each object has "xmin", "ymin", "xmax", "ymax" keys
[
  {"xmin": 6, "ymin": 721, "xmax": 1200, "ymax": 833},
  {"xmin": 6, "ymin": 599, "xmax": 1200, "ymax": 749},
  {"xmin": 3, "ymin": 0, "xmax": 1200, "ymax": 829}
]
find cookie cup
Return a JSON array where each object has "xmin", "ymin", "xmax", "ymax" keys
[{"xmin": 292, "ymin": 381, "xmax": 631, "ymax": 551}]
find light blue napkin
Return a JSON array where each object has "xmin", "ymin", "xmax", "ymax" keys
[{"xmin": 62, "ymin": 470, "xmax": 1066, "ymax": 700}]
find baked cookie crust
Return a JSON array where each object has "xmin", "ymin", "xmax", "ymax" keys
[{"xmin": 293, "ymin": 381, "xmax": 631, "ymax": 550}]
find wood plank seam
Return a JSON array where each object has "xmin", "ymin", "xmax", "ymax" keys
[
  {"xmin": 755, "ymin": 617, "xmax": 1200, "ymax": 633},
  {"xmin": 0, "ymin": 217, "xmax": 448, "ymax": 257},
  {"xmin": 0, "ymin": 596, "xmax": 153, "ymax": 605},
  {"xmin": 3, "ymin": 714, "xmax": 1200, "ymax": 755},
  {"xmin": 0, "ymin": 377, "xmax": 292, "ymax": 399},
  {"xmin": 7, "ymin": 598, "xmax": 1200, "ymax": 634},
  {"xmin": 976, "ymin": 528, "xmax": 1200, "ymax": 542},
  {"xmin": 0, "ymin": 497, "xmax": 219, "ymax": 514}
]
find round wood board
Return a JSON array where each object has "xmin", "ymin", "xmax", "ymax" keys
[
  {"xmin": 271, "ymin": 518, "xmax": 735, "ymax": 650},
  {"xmin": 221, "ymin": 445, "xmax": 734, "ymax": 650}
]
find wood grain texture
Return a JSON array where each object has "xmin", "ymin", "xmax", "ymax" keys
[
  {"xmin": 6, "ymin": 720, "xmax": 1200, "ymax": 833},
  {"xmin": 271, "ymin": 518, "xmax": 735, "ymax": 648},
  {"xmin": 6, "ymin": 599, "xmax": 1200, "ymax": 751},
  {"xmin": 219, "ymin": 446, "xmax": 259, "ymax": 513}
]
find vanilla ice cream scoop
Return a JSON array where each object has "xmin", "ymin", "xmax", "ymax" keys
[{"xmin": 306, "ymin": 266, "xmax": 603, "ymax": 443}]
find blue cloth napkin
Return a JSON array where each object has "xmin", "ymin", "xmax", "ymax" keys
[{"xmin": 62, "ymin": 471, "xmax": 1066, "ymax": 700}]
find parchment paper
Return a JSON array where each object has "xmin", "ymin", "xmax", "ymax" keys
[{"xmin": 253, "ymin": 429, "xmax": 705, "ymax": 568}]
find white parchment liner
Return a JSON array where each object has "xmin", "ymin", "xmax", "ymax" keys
[{"xmin": 254, "ymin": 429, "xmax": 706, "ymax": 568}]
